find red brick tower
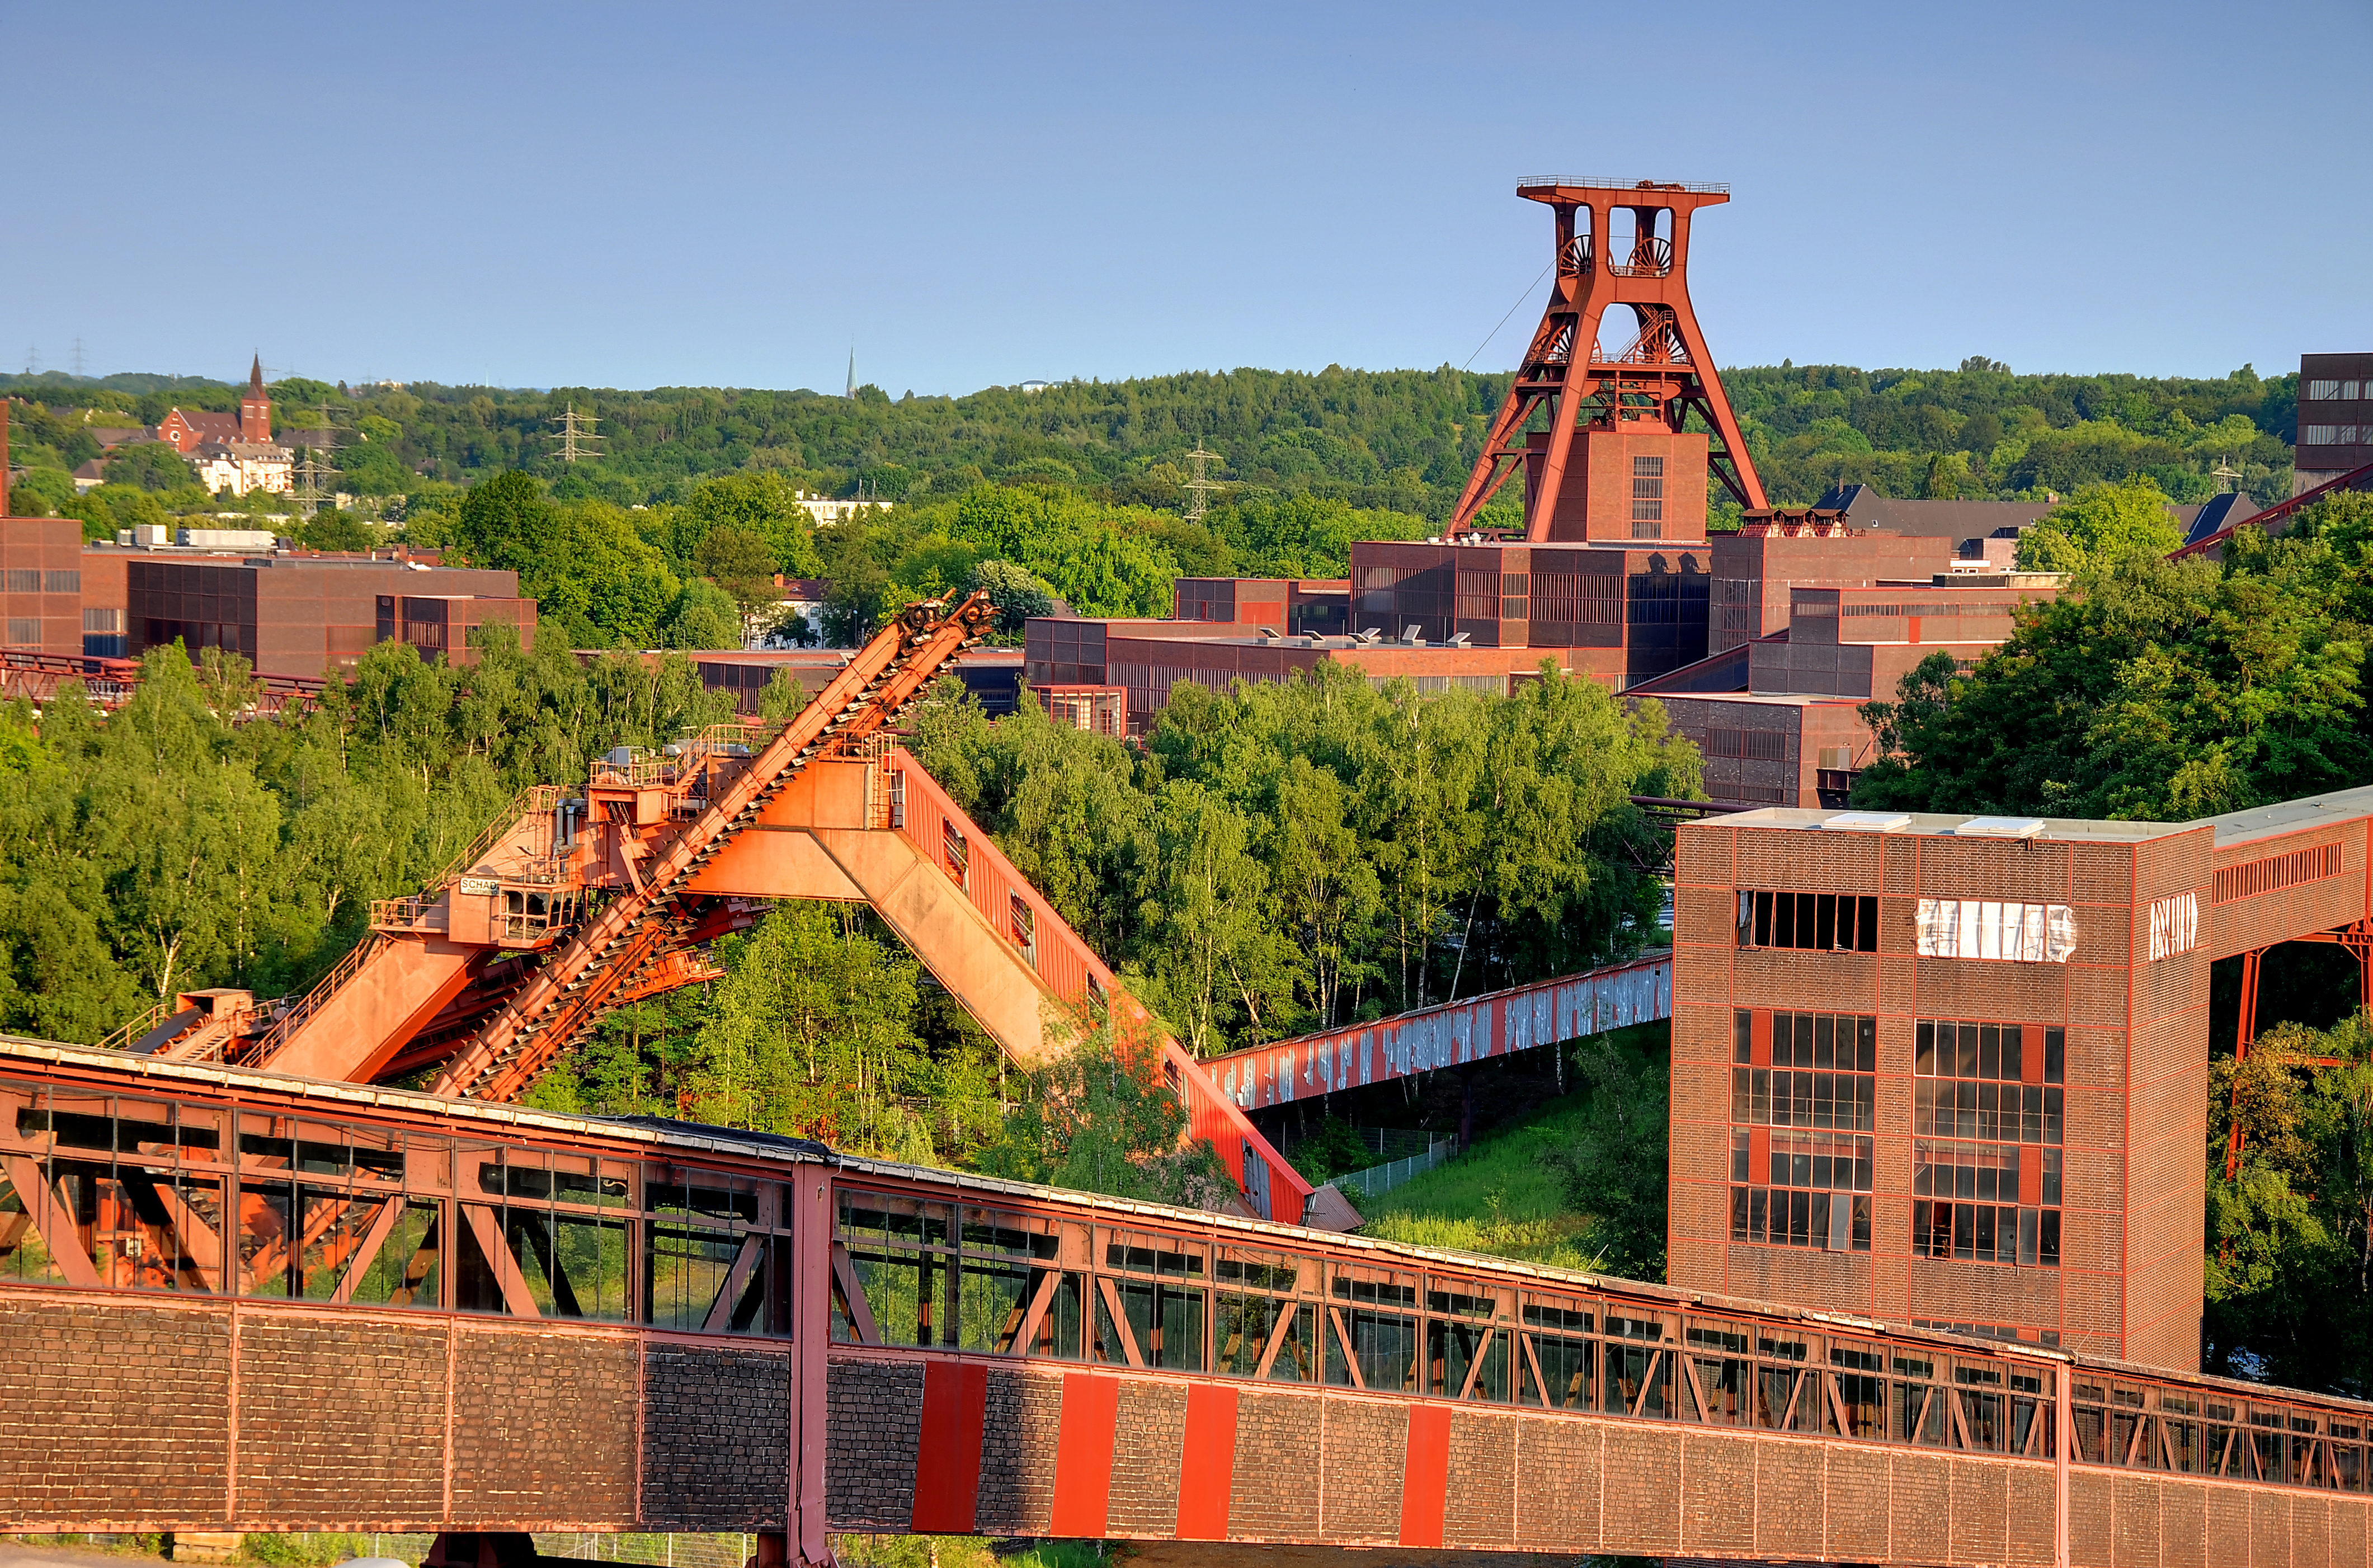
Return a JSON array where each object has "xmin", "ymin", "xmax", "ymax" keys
[
  {"xmin": 1449, "ymin": 180, "xmax": 1766, "ymax": 542},
  {"xmin": 239, "ymin": 354, "xmax": 272, "ymax": 442}
]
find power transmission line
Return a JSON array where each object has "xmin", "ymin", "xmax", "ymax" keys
[{"xmin": 1461, "ymin": 260, "xmax": 1554, "ymax": 371}]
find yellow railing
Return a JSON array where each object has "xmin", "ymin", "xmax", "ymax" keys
[
  {"xmin": 424, "ymin": 784, "xmax": 564, "ymax": 891},
  {"xmin": 96, "ymin": 1000, "xmax": 173, "ymax": 1054},
  {"xmin": 249, "ymin": 935, "xmax": 385, "ymax": 1065}
]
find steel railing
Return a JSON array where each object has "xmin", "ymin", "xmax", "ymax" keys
[
  {"xmin": 95, "ymin": 1000, "xmax": 173, "ymax": 1054},
  {"xmin": 1515, "ymin": 176, "xmax": 1730, "ymax": 195}
]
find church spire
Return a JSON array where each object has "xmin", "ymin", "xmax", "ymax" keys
[{"xmin": 240, "ymin": 353, "xmax": 271, "ymax": 443}]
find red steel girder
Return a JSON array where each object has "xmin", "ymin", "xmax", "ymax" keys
[{"xmin": 429, "ymin": 593, "xmax": 995, "ymax": 1101}]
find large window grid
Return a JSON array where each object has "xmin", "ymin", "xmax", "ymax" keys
[
  {"xmin": 0, "ymin": 1078, "xmax": 785, "ymax": 1332},
  {"xmin": 1914, "ymin": 1019, "xmax": 2063, "ymax": 1266},
  {"xmin": 1631, "ymin": 454, "xmax": 1664, "ymax": 536},
  {"xmin": 13, "ymin": 1070, "xmax": 2373, "ymax": 1494},
  {"xmin": 1729, "ymin": 1011, "xmax": 1874, "ymax": 1251},
  {"xmin": 1736, "ymin": 890, "xmax": 1880, "ymax": 952}
]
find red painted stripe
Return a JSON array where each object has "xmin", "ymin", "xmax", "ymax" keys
[
  {"xmin": 1050, "ymin": 1371, "xmax": 1121, "ymax": 1537},
  {"xmin": 910, "ymin": 1360, "xmax": 988, "ymax": 1534},
  {"xmin": 1174, "ymin": 1383, "xmax": 1238, "ymax": 1539},
  {"xmin": 1397, "ymin": 1404, "xmax": 1451, "ymax": 1548}
]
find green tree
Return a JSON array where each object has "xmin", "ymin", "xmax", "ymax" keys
[
  {"xmin": 1133, "ymin": 779, "xmax": 1302, "ymax": 1053},
  {"xmin": 973, "ymin": 1019, "xmax": 1233, "ymax": 1204},
  {"xmin": 1858, "ymin": 496, "xmax": 2373, "ymax": 821},
  {"xmin": 453, "ymin": 469, "xmax": 552, "ymax": 571},
  {"xmin": 298, "ymin": 510, "xmax": 375, "ymax": 552},
  {"xmin": 685, "ymin": 903, "xmax": 938, "ymax": 1161},
  {"xmin": 1541, "ymin": 1034, "xmax": 1671, "ymax": 1281},
  {"xmin": 665, "ymin": 579, "xmax": 743, "ymax": 649},
  {"xmin": 2016, "ymin": 474, "xmax": 2184, "ymax": 571},
  {"xmin": 964, "ymin": 558, "xmax": 1057, "ymax": 640},
  {"xmin": 2204, "ymin": 1013, "xmax": 2373, "ymax": 1396},
  {"xmin": 674, "ymin": 472, "xmax": 825, "ymax": 579},
  {"xmin": 107, "ymin": 441, "xmax": 200, "ymax": 492},
  {"xmin": 693, "ymin": 525, "xmax": 779, "ymax": 624}
]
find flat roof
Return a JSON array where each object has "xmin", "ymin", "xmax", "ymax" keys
[
  {"xmin": 2201, "ymin": 783, "xmax": 2373, "ymax": 850},
  {"xmin": 1691, "ymin": 784, "xmax": 2373, "ymax": 851},
  {"xmin": 1693, "ymin": 805, "xmax": 2190, "ymax": 844},
  {"xmin": 1649, "ymin": 692, "xmax": 1865, "ymax": 710}
]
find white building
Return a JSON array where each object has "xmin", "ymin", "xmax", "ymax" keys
[
  {"xmin": 760, "ymin": 576, "xmax": 830, "ymax": 647},
  {"xmin": 793, "ymin": 489, "xmax": 892, "ymax": 528},
  {"xmin": 191, "ymin": 441, "xmax": 293, "ymax": 497}
]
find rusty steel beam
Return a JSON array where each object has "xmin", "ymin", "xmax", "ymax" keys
[{"xmin": 1204, "ymin": 949, "xmax": 1672, "ymax": 1112}]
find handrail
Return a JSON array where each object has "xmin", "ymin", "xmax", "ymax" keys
[
  {"xmin": 249, "ymin": 935, "xmax": 385, "ymax": 1065},
  {"xmin": 1515, "ymin": 176, "xmax": 1729, "ymax": 195},
  {"xmin": 1207, "ymin": 948, "xmax": 1673, "ymax": 1071},
  {"xmin": 96, "ymin": 1000, "xmax": 172, "ymax": 1054},
  {"xmin": 422, "ymin": 783, "xmax": 564, "ymax": 891},
  {"xmin": 432, "ymin": 594, "xmax": 997, "ymax": 1101}
]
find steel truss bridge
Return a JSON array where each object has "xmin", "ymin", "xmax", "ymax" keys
[{"xmin": 2, "ymin": 1037, "xmax": 2370, "ymax": 1568}]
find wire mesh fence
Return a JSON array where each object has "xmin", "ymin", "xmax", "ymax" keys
[
  {"xmin": 232, "ymin": 1534, "xmax": 760, "ymax": 1568},
  {"xmin": 1329, "ymin": 1137, "xmax": 1451, "ymax": 1200}
]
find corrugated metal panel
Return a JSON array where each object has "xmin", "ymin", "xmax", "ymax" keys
[{"xmin": 1207, "ymin": 952, "xmax": 1673, "ymax": 1110}]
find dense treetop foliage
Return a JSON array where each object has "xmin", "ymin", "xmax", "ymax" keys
[
  {"xmin": 1725, "ymin": 357, "xmax": 2296, "ymax": 510},
  {"xmin": 4, "ymin": 355, "xmax": 2297, "ymax": 538},
  {"xmin": 0, "ymin": 629, "xmax": 736, "ymax": 1043},
  {"xmin": 907, "ymin": 663, "xmax": 1696, "ymax": 1052},
  {"xmin": 2206, "ymin": 1014, "xmax": 2373, "ymax": 1397},
  {"xmin": 1855, "ymin": 491, "xmax": 2373, "ymax": 821}
]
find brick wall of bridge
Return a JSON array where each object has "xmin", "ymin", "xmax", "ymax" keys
[
  {"xmin": 10, "ymin": 1287, "xmax": 2373, "ymax": 1567},
  {"xmin": 0, "ymin": 1290, "xmax": 787, "ymax": 1534},
  {"xmin": 825, "ymin": 1349, "xmax": 2373, "ymax": 1568}
]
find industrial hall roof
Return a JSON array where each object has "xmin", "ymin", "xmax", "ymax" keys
[{"xmin": 1697, "ymin": 781, "xmax": 2373, "ymax": 849}]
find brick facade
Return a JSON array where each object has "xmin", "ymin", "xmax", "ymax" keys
[{"xmin": 642, "ymin": 1344, "xmax": 792, "ymax": 1529}]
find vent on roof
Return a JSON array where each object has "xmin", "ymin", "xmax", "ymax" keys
[
  {"xmin": 1821, "ymin": 812, "xmax": 1911, "ymax": 832},
  {"xmin": 1955, "ymin": 816, "xmax": 2046, "ymax": 839}
]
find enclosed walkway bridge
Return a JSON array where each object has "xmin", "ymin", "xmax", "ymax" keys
[{"xmin": 3, "ymin": 1037, "xmax": 2371, "ymax": 1568}]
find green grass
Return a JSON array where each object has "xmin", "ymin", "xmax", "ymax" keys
[{"xmin": 1356, "ymin": 1089, "xmax": 1600, "ymax": 1272}]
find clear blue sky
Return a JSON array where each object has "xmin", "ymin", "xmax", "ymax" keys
[{"xmin": 6, "ymin": 1, "xmax": 2366, "ymax": 395}]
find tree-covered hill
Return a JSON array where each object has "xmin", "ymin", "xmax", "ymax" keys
[{"xmin": 2, "ymin": 355, "xmax": 2300, "ymax": 524}]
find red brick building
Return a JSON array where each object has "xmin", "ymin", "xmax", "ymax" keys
[
  {"xmin": 1710, "ymin": 520, "xmax": 1961, "ymax": 654},
  {"xmin": 0, "ymin": 518, "xmax": 87, "ymax": 657},
  {"xmin": 1023, "ymin": 617, "xmax": 1586, "ymax": 733},
  {"xmin": 157, "ymin": 356, "xmax": 275, "ymax": 454},
  {"xmin": 1349, "ymin": 538, "xmax": 1712, "ymax": 688},
  {"xmin": 1173, "ymin": 577, "xmax": 1349, "ymax": 637},
  {"xmin": 1647, "ymin": 693, "xmax": 1873, "ymax": 810},
  {"xmin": 1637, "ymin": 575, "xmax": 2064, "ymax": 807},
  {"xmin": 125, "ymin": 557, "xmax": 532, "ymax": 677},
  {"xmin": 1519, "ymin": 425, "xmax": 1710, "ymax": 543},
  {"xmin": 1670, "ymin": 790, "xmax": 2373, "ymax": 1372},
  {"xmin": 1746, "ymin": 578, "xmax": 2062, "ymax": 701}
]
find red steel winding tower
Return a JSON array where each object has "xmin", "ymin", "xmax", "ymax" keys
[{"xmin": 1449, "ymin": 178, "xmax": 1767, "ymax": 540}]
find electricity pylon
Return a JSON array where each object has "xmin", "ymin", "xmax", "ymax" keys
[
  {"xmin": 1182, "ymin": 444, "xmax": 1224, "ymax": 522},
  {"xmin": 549, "ymin": 403, "xmax": 602, "ymax": 463}
]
